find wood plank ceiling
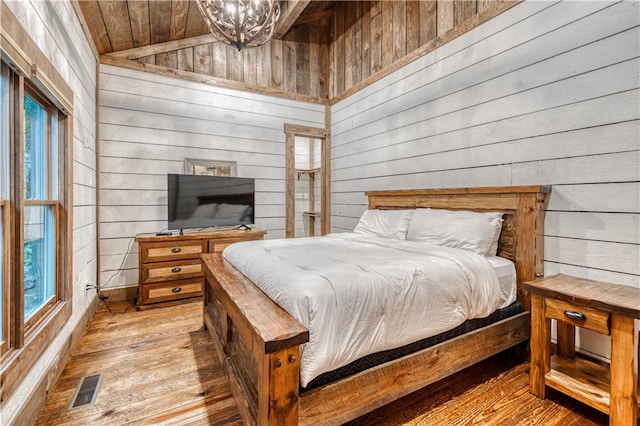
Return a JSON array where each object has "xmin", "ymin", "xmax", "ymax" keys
[
  {"xmin": 77, "ymin": 0, "xmax": 518, "ymax": 102},
  {"xmin": 78, "ymin": 0, "xmax": 334, "ymax": 56}
]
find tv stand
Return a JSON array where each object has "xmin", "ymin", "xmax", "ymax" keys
[
  {"xmin": 135, "ymin": 228, "xmax": 266, "ymax": 309},
  {"xmin": 236, "ymin": 224, "xmax": 251, "ymax": 230}
]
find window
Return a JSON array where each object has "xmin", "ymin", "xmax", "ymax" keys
[
  {"xmin": 0, "ymin": 54, "xmax": 72, "ymax": 399},
  {"xmin": 23, "ymin": 89, "xmax": 59, "ymax": 327}
]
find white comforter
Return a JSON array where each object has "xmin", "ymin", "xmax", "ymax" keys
[{"xmin": 223, "ymin": 233, "xmax": 502, "ymax": 387}]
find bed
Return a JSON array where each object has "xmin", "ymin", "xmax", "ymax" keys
[{"xmin": 201, "ymin": 185, "xmax": 550, "ymax": 425}]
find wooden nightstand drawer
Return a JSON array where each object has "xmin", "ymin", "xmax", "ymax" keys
[
  {"xmin": 140, "ymin": 279, "xmax": 203, "ymax": 305},
  {"xmin": 142, "ymin": 259, "xmax": 203, "ymax": 284},
  {"xmin": 141, "ymin": 240, "xmax": 207, "ymax": 263},
  {"xmin": 545, "ymin": 298, "xmax": 611, "ymax": 335}
]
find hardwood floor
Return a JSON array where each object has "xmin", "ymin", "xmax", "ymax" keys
[
  {"xmin": 36, "ymin": 299, "xmax": 609, "ymax": 425},
  {"xmin": 35, "ymin": 300, "xmax": 241, "ymax": 425}
]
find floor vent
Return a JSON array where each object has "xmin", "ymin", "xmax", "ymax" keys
[{"xmin": 69, "ymin": 373, "xmax": 103, "ymax": 409}]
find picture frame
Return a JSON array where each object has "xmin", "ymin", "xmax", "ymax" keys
[{"xmin": 183, "ymin": 158, "xmax": 237, "ymax": 177}]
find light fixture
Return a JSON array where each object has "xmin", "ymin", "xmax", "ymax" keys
[{"xmin": 196, "ymin": 0, "xmax": 281, "ymax": 51}]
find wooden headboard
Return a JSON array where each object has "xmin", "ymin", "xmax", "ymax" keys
[{"xmin": 366, "ymin": 185, "xmax": 550, "ymax": 309}]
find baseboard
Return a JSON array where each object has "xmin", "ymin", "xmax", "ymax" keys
[
  {"xmin": 99, "ymin": 286, "xmax": 137, "ymax": 302},
  {"xmin": 15, "ymin": 296, "xmax": 101, "ymax": 424}
]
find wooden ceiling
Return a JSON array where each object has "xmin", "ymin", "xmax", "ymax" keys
[
  {"xmin": 77, "ymin": 0, "xmax": 336, "ymax": 56},
  {"xmin": 77, "ymin": 0, "xmax": 516, "ymax": 102}
]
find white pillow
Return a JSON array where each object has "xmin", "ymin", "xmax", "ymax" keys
[
  {"xmin": 353, "ymin": 209, "xmax": 414, "ymax": 239},
  {"xmin": 406, "ymin": 208, "xmax": 503, "ymax": 256},
  {"xmin": 190, "ymin": 203, "xmax": 218, "ymax": 219}
]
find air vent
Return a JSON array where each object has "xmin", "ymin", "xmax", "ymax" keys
[{"xmin": 69, "ymin": 373, "xmax": 103, "ymax": 409}]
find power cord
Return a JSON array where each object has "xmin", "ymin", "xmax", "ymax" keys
[
  {"xmin": 98, "ymin": 294, "xmax": 134, "ymax": 315},
  {"xmin": 94, "ymin": 237, "xmax": 136, "ymax": 315}
]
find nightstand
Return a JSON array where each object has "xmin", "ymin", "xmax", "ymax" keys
[{"xmin": 524, "ymin": 274, "xmax": 640, "ymax": 425}]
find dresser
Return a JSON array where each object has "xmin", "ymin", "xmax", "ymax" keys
[{"xmin": 135, "ymin": 228, "xmax": 266, "ymax": 309}]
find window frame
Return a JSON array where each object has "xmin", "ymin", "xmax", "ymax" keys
[
  {"xmin": 21, "ymin": 84, "xmax": 60, "ymax": 331},
  {"xmin": 0, "ymin": 199, "xmax": 9, "ymax": 355},
  {"xmin": 0, "ymin": 61, "xmax": 13, "ymax": 357},
  {"xmin": 0, "ymin": 28, "xmax": 74, "ymax": 405}
]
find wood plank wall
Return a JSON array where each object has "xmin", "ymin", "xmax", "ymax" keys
[
  {"xmin": 1, "ymin": 1, "xmax": 98, "ymax": 424},
  {"xmin": 136, "ymin": 19, "xmax": 332, "ymax": 100},
  {"xmin": 330, "ymin": 1, "xmax": 640, "ymax": 360},
  {"xmin": 125, "ymin": 1, "xmax": 508, "ymax": 101},
  {"xmin": 98, "ymin": 65, "xmax": 325, "ymax": 289},
  {"xmin": 329, "ymin": 0, "xmax": 499, "ymax": 98},
  {"xmin": 89, "ymin": 0, "xmax": 637, "ymax": 363}
]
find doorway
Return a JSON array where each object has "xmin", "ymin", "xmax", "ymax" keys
[{"xmin": 284, "ymin": 124, "xmax": 329, "ymax": 238}]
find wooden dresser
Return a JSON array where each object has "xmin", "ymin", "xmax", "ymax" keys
[{"xmin": 135, "ymin": 228, "xmax": 266, "ymax": 309}]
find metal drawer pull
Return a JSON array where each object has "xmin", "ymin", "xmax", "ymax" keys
[
  {"xmin": 171, "ymin": 247, "xmax": 181, "ymax": 253},
  {"xmin": 171, "ymin": 287, "xmax": 182, "ymax": 293},
  {"xmin": 171, "ymin": 267, "xmax": 182, "ymax": 273},
  {"xmin": 564, "ymin": 310, "xmax": 586, "ymax": 320}
]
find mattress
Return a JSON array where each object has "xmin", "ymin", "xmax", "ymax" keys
[
  {"xmin": 303, "ymin": 301, "xmax": 522, "ymax": 391},
  {"xmin": 223, "ymin": 233, "xmax": 509, "ymax": 387},
  {"xmin": 486, "ymin": 255, "xmax": 517, "ymax": 308}
]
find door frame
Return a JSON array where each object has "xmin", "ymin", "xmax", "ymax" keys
[{"xmin": 284, "ymin": 124, "xmax": 330, "ymax": 238}]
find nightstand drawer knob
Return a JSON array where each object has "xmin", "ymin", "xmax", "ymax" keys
[
  {"xmin": 171, "ymin": 287, "xmax": 182, "ymax": 293},
  {"xmin": 564, "ymin": 310, "xmax": 586, "ymax": 320},
  {"xmin": 171, "ymin": 247, "xmax": 181, "ymax": 253},
  {"xmin": 171, "ymin": 267, "xmax": 182, "ymax": 273}
]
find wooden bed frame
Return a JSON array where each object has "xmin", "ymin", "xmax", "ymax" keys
[{"xmin": 202, "ymin": 185, "xmax": 550, "ymax": 425}]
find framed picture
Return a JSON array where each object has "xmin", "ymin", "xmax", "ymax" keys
[{"xmin": 184, "ymin": 159, "xmax": 237, "ymax": 177}]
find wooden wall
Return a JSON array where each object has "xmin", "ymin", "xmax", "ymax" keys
[
  {"xmin": 133, "ymin": 19, "xmax": 332, "ymax": 100},
  {"xmin": 328, "ymin": 0, "xmax": 503, "ymax": 98},
  {"xmin": 98, "ymin": 65, "xmax": 325, "ymax": 289},
  {"xmin": 119, "ymin": 1, "xmax": 513, "ymax": 102},
  {"xmin": 330, "ymin": 1, "xmax": 640, "ymax": 361},
  {"xmin": 1, "ymin": 1, "xmax": 98, "ymax": 424}
]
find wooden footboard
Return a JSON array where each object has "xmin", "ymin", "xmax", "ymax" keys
[
  {"xmin": 202, "ymin": 185, "xmax": 550, "ymax": 425},
  {"xmin": 202, "ymin": 254, "xmax": 309, "ymax": 425}
]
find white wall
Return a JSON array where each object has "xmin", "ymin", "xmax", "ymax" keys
[
  {"xmin": 2, "ymin": 0, "xmax": 97, "ymax": 423},
  {"xmin": 98, "ymin": 66, "xmax": 325, "ymax": 290},
  {"xmin": 331, "ymin": 1, "xmax": 639, "ymax": 360}
]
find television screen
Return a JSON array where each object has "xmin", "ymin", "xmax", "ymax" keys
[{"xmin": 167, "ymin": 174, "xmax": 255, "ymax": 230}]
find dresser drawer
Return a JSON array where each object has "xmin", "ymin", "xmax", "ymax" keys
[
  {"xmin": 140, "ymin": 240, "xmax": 207, "ymax": 263},
  {"xmin": 209, "ymin": 237, "xmax": 260, "ymax": 253},
  {"xmin": 141, "ymin": 259, "xmax": 202, "ymax": 284},
  {"xmin": 139, "ymin": 278, "xmax": 203, "ymax": 305},
  {"xmin": 545, "ymin": 298, "xmax": 611, "ymax": 335}
]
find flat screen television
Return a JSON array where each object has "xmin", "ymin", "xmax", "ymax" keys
[{"xmin": 167, "ymin": 174, "xmax": 255, "ymax": 231}]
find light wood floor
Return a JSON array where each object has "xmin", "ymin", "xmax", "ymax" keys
[{"xmin": 36, "ymin": 299, "xmax": 609, "ymax": 425}]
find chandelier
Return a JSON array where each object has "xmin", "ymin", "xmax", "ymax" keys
[{"xmin": 196, "ymin": 0, "xmax": 281, "ymax": 51}]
